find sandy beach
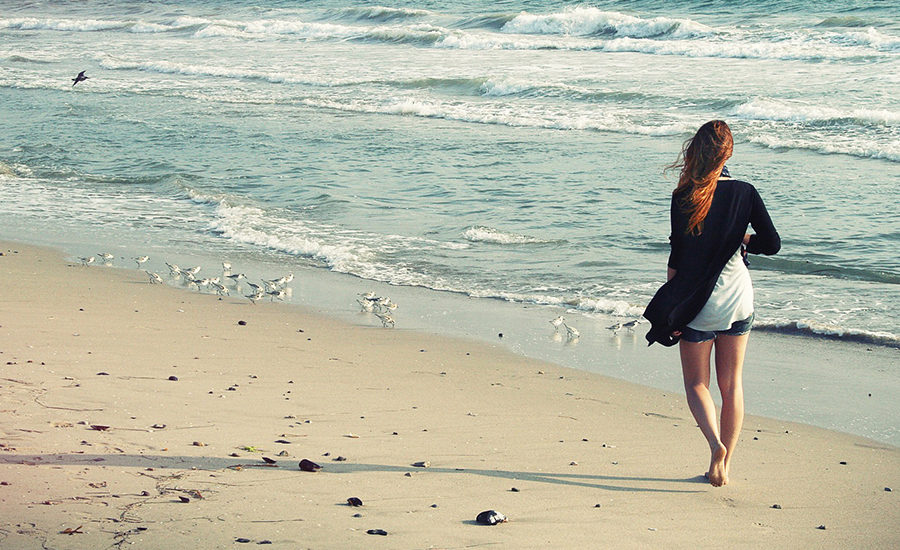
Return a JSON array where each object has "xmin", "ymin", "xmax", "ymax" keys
[{"xmin": 0, "ymin": 240, "xmax": 897, "ymax": 549}]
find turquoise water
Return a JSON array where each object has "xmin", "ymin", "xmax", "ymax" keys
[{"xmin": 1, "ymin": 0, "xmax": 898, "ymax": 347}]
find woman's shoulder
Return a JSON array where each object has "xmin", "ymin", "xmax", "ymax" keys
[{"xmin": 717, "ymin": 178, "xmax": 757, "ymax": 196}]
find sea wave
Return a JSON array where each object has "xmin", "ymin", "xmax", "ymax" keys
[
  {"xmin": 463, "ymin": 226, "xmax": 559, "ymax": 245},
  {"xmin": 320, "ymin": 6, "xmax": 435, "ymax": 23},
  {"xmin": 747, "ymin": 132, "xmax": 900, "ymax": 163},
  {"xmin": 501, "ymin": 7, "xmax": 712, "ymax": 40},
  {"xmin": 298, "ymin": 96, "xmax": 689, "ymax": 137},
  {"xmin": 734, "ymin": 97, "xmax": 900, "ymax": 127},
  {"xmin": 756, "ymin": 319, "xmax": 900, "ymax": 349}
]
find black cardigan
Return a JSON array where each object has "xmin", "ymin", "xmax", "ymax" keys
[{"xmin": 643, "ymin": 179, "xmax": 780, "ymax": 346}]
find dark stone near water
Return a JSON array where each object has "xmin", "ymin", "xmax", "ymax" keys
[
  {"xmin": 262, "ymin": 457, "xmax": 277, "ymax": 464},
  {"xmin": 771, "ymin": 504, "xmax": 782, "ymax": 509},
  {"xmin": 236, "ymin": 538, "xmax": 251, "ymax": 543},
  {"xmin": 886, "ymin": 487, "xmax": 892, "ymax": 492},
  {"xmin": 816, "ymin": 525, "xmax": 826, "ymax": 530},
  {"xmin": 299, "ymin": 459, "xmax": 321, "ymax": 472},
  {"xmin": 510, "ymin": 487, "xmax": 519, "ymax": 492},
  {"xmin": 347, "ymin": 497, "xmax": 363, "ymax": 507},
  {"xmin": 476, "ymin": 510, "xmax": 508, "ymax": 525},
  {"xmin": 238, "ymin": 320, "xmax": 247, "ymax": 325},
  {"xmin": 168, "ymin": 376, "xmax": 178, "ymax": 381},
  {"xmin": 366, "ymin": 529, "xmax": 388, "ymax": 536}
]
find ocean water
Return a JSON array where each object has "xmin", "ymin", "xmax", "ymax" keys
[{"xmin": 1, "ymin": 0, "xmax": 899, "ymax": 414}]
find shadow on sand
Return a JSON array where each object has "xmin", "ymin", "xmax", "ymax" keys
[{"xmin": 0, "ymin": 452, "xmax": 703, "ymax": 494}]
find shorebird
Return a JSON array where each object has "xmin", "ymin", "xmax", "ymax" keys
[
  {"xmin": 246, "ymin": 290, "xmax": 265, "ymax": 304},
  {"xmin": 550, "ymin": 315, "xmax": 565, "ymax": 331},
  {"xmin": 376, "ymin": 297, "xmax": 397, "ymax": 313},
  {"xmin": 357, "ymin": 298, "xmax": 375, "ymax": 312},
  {"xmin": 210, "ymin": 280, "xmax": 229, "ymax": 295},
  {"xmin": 165, "ymin": 262, "xmax": 181, "ymax": 277},
  {"xmin": 98, "ymin": 252, "xmax": 114, "ymax": 262},
  {"xmin": 185, "ymin": 266, "xmax": 202, "ymax": 275},
  {"xmin": 222, "ymin": 262, "xmax": 232, "ymax": 273},
  {"xmin": 245, "ymin": 281, "xmax": 261, "ymax": 293},
  {"xmin": 267, "ymin": 289, "xmax": 286, "ymax": 301},
  {"xmin": 606, "ymin": 322, "xmax": 623, "ymax": 334},
  {"xmin": 72, "ymin": 71, "xmax": 88, "ymax": 86},
  {"xmin": 622, "ymin": 318, "xmax": 644, "ymax": 331},
  {"xmin": 374, "ymin": 312, "xmax": 395, "ymax": 328},
  {"xmin": 226, "ymin": 272, "xmax": 246, "ymax": 284},
  {"xmin": 564, "ymin": 322, "xmax": 580, "ymax": 340},
  {"xmin": 79, "ymin": 256, "xmax": 95, "ymax": 266},
  {"xmin": 146, "ymin": 270, "xmax": 163, "ymax": 284},
  {"xmin": 133, "ymin": 255, "xmax": 149, "ymax": 268}
]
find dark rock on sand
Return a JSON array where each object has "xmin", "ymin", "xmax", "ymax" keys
[
  {"xmin": 299, "ymin": 459, "xmax": 321, "ymax": 472},
  {"xmin": 476, "ymin": 510, "xmax": 508, "ymax": 525},
  {"xmin": 347, "ymin": 497, "xmax": 363, "ymax": 507},
  {"xmin": 366, "ymin": 529, "xmax": 388, "ymax": 536}
]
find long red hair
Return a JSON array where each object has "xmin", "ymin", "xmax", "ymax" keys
[{"xmin": 668, "ymin": 120, "xmax": 733, "ymax": 235}]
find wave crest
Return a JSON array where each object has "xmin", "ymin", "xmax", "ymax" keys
[{"xmin": 463, "ymin": 226, "xmax": 557, "ymax": 245}]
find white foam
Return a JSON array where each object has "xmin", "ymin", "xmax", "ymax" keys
[{"xmin": 463, "ymin": 226, "xmax": 554, "ymax": 245}]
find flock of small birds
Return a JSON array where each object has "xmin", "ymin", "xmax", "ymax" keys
[
  {"xmin": 79, "ymin": 253, "xmax": 295, "ymax": 303},
  {"xmin": 79, "ymin": 253, "xmax": 646, "ymax": 336},
  {"xmin": 357, "ymin": 292, "xmax": 398, "ymax": 328}
]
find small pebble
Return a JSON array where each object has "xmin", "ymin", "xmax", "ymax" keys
[
  {"xmin": 367, "ymin": 529, "xmax": 388, "ymax": 536},
  {"xmin": 347, "ymin": 497, "xmax": 363, "ymax": 507},
  {"xmin": 816, "ymin": 525, "xmax": 826, "ymax": 530},
  {"xmin": 476, "ymin": 510, "xmax": 508, "ymax": 525},
  {"xmin": 771, "ymin": 504, "xmax": 782, "ymax": 509},
  {"xmin": 238, "ymin": 320, "xmax": 247, "ymax": 326},
  {"xmin": 885, "ymin": 487, "xmax": 892, "ymax": 492},
  {"xmin": 510, "ymin": 487, "xmax": 519, "ymax": 492},
  {"xmin": 352, "ymin": 513, "xmax": 363, "ymax": 518},
  {"xmin": 168, "ymin": 375, "xmax": 178, "ymax": 381},
  {"xmin": 178, "ymin": 496, "xmax": 191, "ymax": 503},
  {"xmin": 236, "ymin": 538, "xmax": 251, "ymax": 543},
  {"xmin": 334, "ymin": 456, "xmax": 347, "ymax": 462},
  {"xmin": 192, "ymin": 441, "xmax": 205, "ymax": 447},
  {"xmin": 839, "ymin": 461, "xmax": 847, "ymax": 465}
]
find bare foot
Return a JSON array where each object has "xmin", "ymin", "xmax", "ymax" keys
[{"xmin": 707, "ymin": 444, "xmax": 728, "ymax": 487}]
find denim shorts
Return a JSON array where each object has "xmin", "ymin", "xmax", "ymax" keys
[{"xmin": 681, "ymin": 313, "xmax": 754, "ymax": 344}]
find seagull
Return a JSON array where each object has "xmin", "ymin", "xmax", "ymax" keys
[
  {"xmin": 550, "ymin": 315, "xmax": 565, "ymax": 331},
  {"xmin": 79, "ymin": 256, "xmax": 95, "ymax": 266},
  {"xmin": 146, "ymin": 271, "xmax": 163, "ymax": 284},
  {"xmin": 606, "ymin": 322, "xmax": 623, "ymax": 334},
  {"xmin": 133, "ymin": 256, "xmax": 149, "ymax": 268},
  {"xmin": 563, "ymin": 322, "xmax": 580, "ymax": 339},
  {"xmin": 72, "ymin": 71, "xmax": 88, "ymax": 86}
]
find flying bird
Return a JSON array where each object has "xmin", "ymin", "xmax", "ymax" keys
[{"xmin": 72, "ymin": 71, "xmax": 89, "ymax": 86}]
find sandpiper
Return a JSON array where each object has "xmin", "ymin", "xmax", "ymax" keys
[
  {"xmin": 133, "ymin": 256, "xmax": 149, "ymax": 268},
  {"xmin": 550, "ymin": 315, "xmax": 565, "ymax": 331},
  {"xmin": 146, "ymin": 271, "xmax": 163, "ymax": 284}
]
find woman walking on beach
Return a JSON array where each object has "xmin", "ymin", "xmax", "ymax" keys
[{"xmin": 643, "ymin": 120, "xmax": 780, "ymax": 486}]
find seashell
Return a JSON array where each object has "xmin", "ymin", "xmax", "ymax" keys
[
  {"xmin": 262, "ymin": 457, "xmax": 277, "ymax": 464},
  {"xmin": 476, "ymin": 510, "xmax": 508, "ymax": 525},
  {"xmin": 298, "ymin": 459, "xmax": 321, "ymax": 472}
]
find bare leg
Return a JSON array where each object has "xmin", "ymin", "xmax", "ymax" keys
[
  {"xmin": 680, "ymin": 339, "xmax": 728, "ymax": 487},
  {"xmin": 714, "ymin": 333, "xmax": 749, "ymax": 482}
]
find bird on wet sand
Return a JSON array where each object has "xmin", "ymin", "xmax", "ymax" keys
[
  {"xmin": 72, "ymin": 71, "xmax": 89, "ymax": 86},
  {"xmin": 133, "ymin": 256, "xmax": 149, "ymax": 268}
]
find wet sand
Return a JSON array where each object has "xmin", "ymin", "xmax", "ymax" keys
[{"xmin": 1, "ymin": 241, "xmax": 897, "ymax": 549}]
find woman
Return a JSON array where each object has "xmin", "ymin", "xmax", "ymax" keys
[{"xmin": 643, "ymin": 120, "xmax": 780, "ymax": 487}]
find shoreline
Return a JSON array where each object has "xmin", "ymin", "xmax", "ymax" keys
[
  {"xmin": 1, "ymin": 239, "xmax": 898, "ymax": 548},
  {"xmin": 2, "ymin": 235, "xmax": 899, "ymax": 448}
]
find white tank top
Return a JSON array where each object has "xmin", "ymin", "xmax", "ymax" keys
[{"xmin": 687, "ymin": 246, "xmax": 754, "ymax": 332}]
